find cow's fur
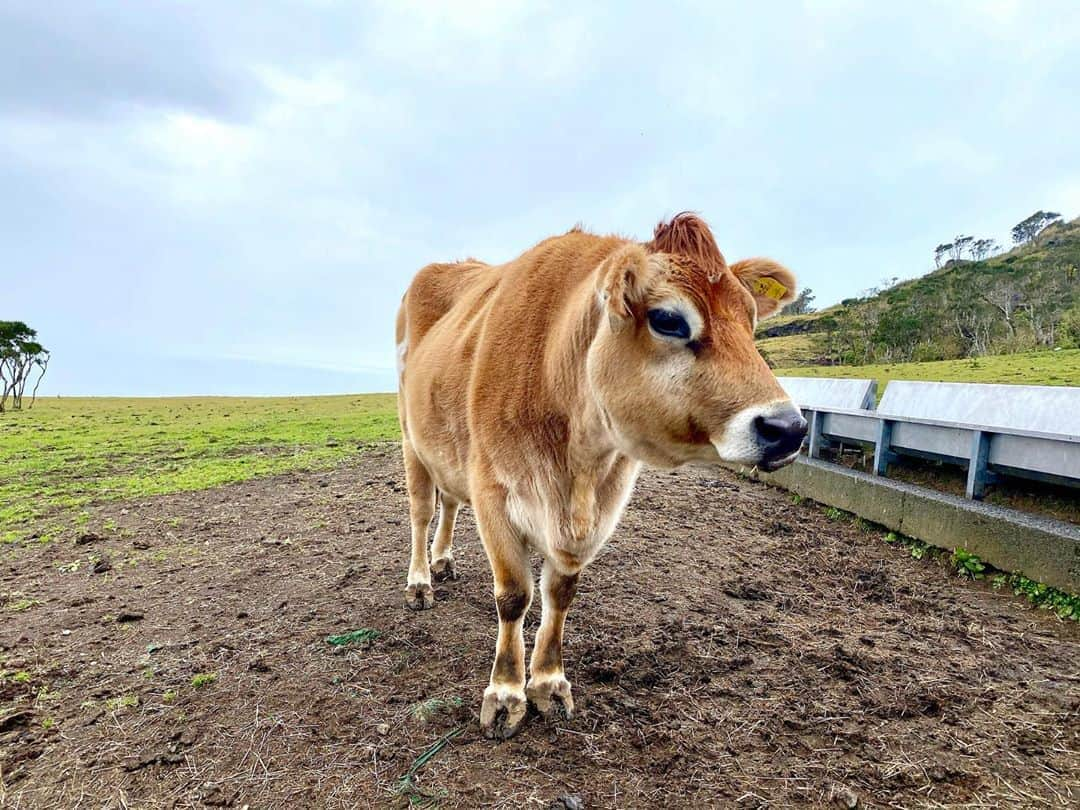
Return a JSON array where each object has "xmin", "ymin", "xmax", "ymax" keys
[{"xmin": 395, "ymin": 214, "xmax": 804, "ymax": 738}]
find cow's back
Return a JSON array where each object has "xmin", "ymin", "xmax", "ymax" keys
[{"xmin": 397, "ymin": 259, "xmax": 496, "ymax": 501}]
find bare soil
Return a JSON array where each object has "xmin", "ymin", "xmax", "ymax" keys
[{"xmin": 2, "ymin": 444, "xmax": 1078, "ymax": 808}]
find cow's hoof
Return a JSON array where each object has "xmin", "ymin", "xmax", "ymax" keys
[
  {"xmin": 526, "ymin": 675, "xmax": 574, "ymax": 721},
  {"xmin": 480, "ymin": 685, "xmax": 527, "ymax": 740},
  {"xmin": 431, "ymin": 557, "xmax": 458, "ymax": 582},
  {"xmin": 404, "ymin": 582, "xmax": 435, "ymax": 611}
]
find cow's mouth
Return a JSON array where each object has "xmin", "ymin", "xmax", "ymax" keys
[{"xmin": 759, "ymin": 449, "xmax": 801, "ymax": 473}]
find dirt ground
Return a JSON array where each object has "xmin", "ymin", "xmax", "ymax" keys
[{"xmin": 2, "ymin": 443, "xmax": 1078, "ymax": 808}]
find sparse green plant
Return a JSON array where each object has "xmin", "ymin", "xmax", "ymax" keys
[
  {"xmin": 105, "ymin": 694, "xmax": 139, "ymax": 712},
  {"xmin": 824, "ymin": 506, "xmax": 847, "ymax": 522},
  {"xmin": 789, "ymin": 493, "xmax": 804, "ymax": 505},
  {"xmin": 162, "ymin": 690, "xmax": 178, "ymax": 703},
  {"xmin": 41, "ymin": 716, "xmax": 56, "ymax": 730},
  {"xmin": 191, "ymin": 672, "xmax": 217, "ymax": 689},
  {"xmin": 5, "ymin": 597, "xmax": 41, "ymax": 612},
  {"xmin": 853, "ymin": 517, "xmax": 874, "ymax": 533},
  {"xmin": 12, "ymin": 670, "xmax": 32, "ymax": 684},
  {"xmin": 952, "ymin": 548, "xmax": 986, "ymax": 579}
]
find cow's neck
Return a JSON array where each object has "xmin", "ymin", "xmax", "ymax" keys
[{"xmin": 544, "ymin": 273, "xmax": 634, "ymax": 477}]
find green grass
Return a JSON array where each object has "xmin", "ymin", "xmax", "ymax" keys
[
  {"xmin": 775, "ymin": 349, "xmax": 1080, "ymax": 396},
  {"xmin": 190, "ymin": 672, "xmax": 218, "ymax": 689},
  {"xmin": 757, "ymin": 333, "xmax": 820, "ymax": 367},
  {"xmin": 0, "ymin": 394, "xmax": 399, "ymax": 544}
]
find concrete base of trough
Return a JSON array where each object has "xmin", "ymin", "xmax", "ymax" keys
[{"xmin": 756, "ymin": 457, "xmax": 1080, "ymax": 594}]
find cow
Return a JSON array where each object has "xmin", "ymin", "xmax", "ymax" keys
[{"xmin": 395, "ymin": 213, "xmax": 807, "ymax": 739}]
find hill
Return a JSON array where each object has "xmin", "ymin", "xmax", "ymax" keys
[{"xmin": 758, "ymin": 216, "xmax": 1080, "ymax": 368}]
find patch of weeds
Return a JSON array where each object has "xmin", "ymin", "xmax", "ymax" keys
[
  {"xmin": 908, "ymin": 540, "xmax": 929, "ymax": 560},
  {"xmin": 789, "ymin": 493, "xmax": 805, "ymax": 506},
  {"xmin": 162, "ymin": 690, "xmax": 178, "ymax": 703},
  {"xmin": 393, "ymin": 727, "xmax": 464, "ymax": 808},
  {"xmin": 884, "ymin": 532, "xmax": 1079, "ymax": 621},
  {"xmin": 166, "ymin": 517, "xmax": 182, "ymax": 528},
  {"xmin": 41, "ymin": 716, "xmax": 56, "ymax": 730},
  {"xmin": 74, "ymin": 511, "xmax": 91, "ymax": 527},
  {"xmin": 326, "ymin": 628, "xmax": 380, "ymax": 648},
  {"xmin": 191, "ymin": 672, "xmax": 217, "ymax": 689},
  {"xmin": 102, "ymin": 519, "xmax": 118, "ymax": 532},
  {"xmin": 1006, "ymin": 573, "xmax": 1080, "ymax": 620},
  {"xmin": 952, "ymin": 548, "xmax": 986, "ymax": 580},
  {"xmin": 57, "ymin": 560, "xmax": 81, "ymax": 573},
  {"xmin": 410, "ymin": 696, "xmax": 463, "ymax": 724},
  {"xmin": 11, "ymin": 671, "xmax": 32, "ymax": 684},
  {"xmin": 105, "ymin": 694, "xmax": 139, "ymax": 712},
  {"xmin": 853, "ymin": 517, "xmax": 875, "ymax": 533},
  {"xmin": 5, "ymin": 597, "xmax": 42, "ymax": 612},
  {"xmin": 824, "ymin": 506, "xmax": 849, "ymax": 522},
  {"xmin": 35, "ymin": 685, "xmax": 58, "ymax": 705}
]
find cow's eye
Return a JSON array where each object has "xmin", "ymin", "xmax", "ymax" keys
[{"xmin": 646, "ymin": 308, "xmax": 691, "ymax": 340}]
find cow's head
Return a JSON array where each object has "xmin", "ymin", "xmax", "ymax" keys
[{"xmin": 588, "ymin": 212, "xmax": 806, "ymax": 470}]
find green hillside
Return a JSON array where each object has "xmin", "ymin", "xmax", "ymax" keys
[{"xmin": 758, "ymin": 216, "xmax": 1080, "ymax": 368}]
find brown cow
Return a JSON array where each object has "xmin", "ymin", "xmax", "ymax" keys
[{"xmin": 395, "ymin": 213, "xmax": 806, "ymax": 739}]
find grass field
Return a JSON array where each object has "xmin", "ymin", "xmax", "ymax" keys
[
  {"xmin": 775, "ymin": 348, "xmax": 1080, "ymax": 395},
  {"xmin": 0, "ymin": 395, "xmax": 399, "ymax": 544}
]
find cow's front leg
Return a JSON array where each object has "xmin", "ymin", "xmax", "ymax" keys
[
  {"xmin": 527, "ymin": 560, "xmax": 579, "ymax": 721},
  {"xmin": 475, "ymin": 492, "xmax": 533, "ymax": 740}
]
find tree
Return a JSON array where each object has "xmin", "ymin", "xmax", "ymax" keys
[
  {"xmin": 784, "ymin": 287, "xmax": 816, "ymax": 315},
  {"xmin": 970, "ymin": 238, "xmax": 999, "ymax": 261},
  {"xmin": 933, "ymin": 243, "xmax": 952, "ymax": 269},
  {"xmin": 980, "ymin": 283, "xmax": 1022, "ymax": 344},
  {"xmin": 1011, "ymin": 211, "xmax": 1061, "ymax": 245},
  {"xmin": 950, "ymin": 235, "xmax": 974, "ymax": 262},
  {"xmin": 0, "ymin": 321, "xmax": 50, "ymax": 412}
]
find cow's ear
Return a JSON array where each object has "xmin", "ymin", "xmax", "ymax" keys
[
  {"xmin": 730, "ymin": 258, "xmax": 797, "ymax": 320},
  {"xmin": 597, "ymin": 244, "xmax": 654, "ymax": 328}
]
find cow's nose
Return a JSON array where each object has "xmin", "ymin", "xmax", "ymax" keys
[{"xmin": 754, "ymin": 408, "xmax": 808, "ymax": 462}]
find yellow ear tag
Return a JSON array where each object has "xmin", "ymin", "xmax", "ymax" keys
[{"xmin": 752, "ymin": 276, "xmax": 788, "ymax": 301}]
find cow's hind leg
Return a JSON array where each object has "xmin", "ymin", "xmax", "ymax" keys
[
  {"xmin": 402, "ymin": 440, "xmax": 436, "ymax": 610},
  {"xmin": 527, "ymin": 560, "xmax": 579, "ymax": 721},
  {"xmin": 475, "ymin": 487, "xmax": 533, "ymax": 740},
  {"xmin": 429, "ymin": 495, "xmax": 460, "ymax": 581}
]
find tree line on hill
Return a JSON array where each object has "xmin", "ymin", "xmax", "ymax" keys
[
  {"xmin": 771, "ymin": 211, "xmax": 1080, "ymax": 366},
  {"xmin": 0, "ymin": 321, "xmax": 49, "ymax": 412}
]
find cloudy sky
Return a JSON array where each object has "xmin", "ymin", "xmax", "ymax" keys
[{"xmin": 4, "ymin": 1, "xmax": 1078, "ymax": 396}]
